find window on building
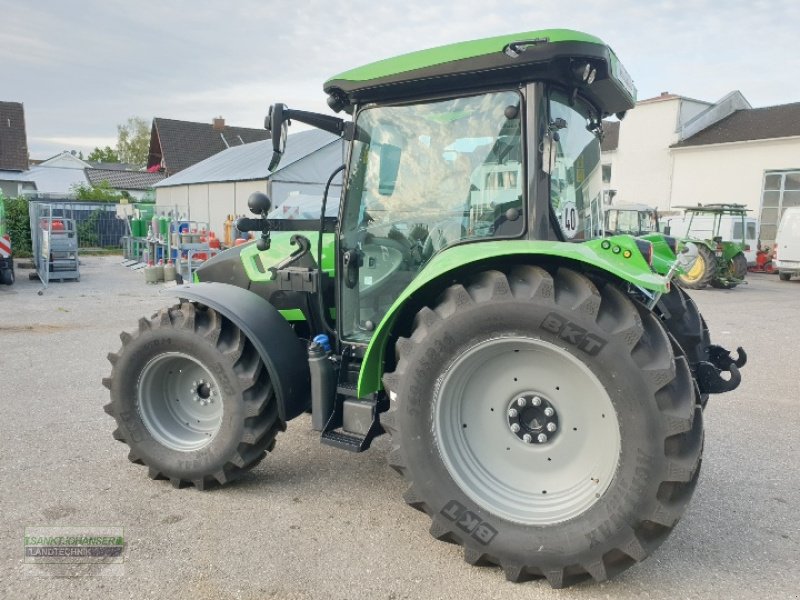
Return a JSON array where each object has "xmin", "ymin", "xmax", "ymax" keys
[
  {"xmin": 602, "ymin": 164, "xmax": 611, "ymax": 183},
  {"xmin": 760, "ymin": 169, "xmax": 800, "ymax": 246}
]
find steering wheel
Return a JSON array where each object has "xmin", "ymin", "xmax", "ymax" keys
[
  {"xmin": 358, "ymin": 235, "xmax": 413, "ymax": 299},
  {"xmin": 422, "ymin": 218, "xmax": 465, "ymax": 260}
]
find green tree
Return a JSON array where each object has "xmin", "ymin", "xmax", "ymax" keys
[
  {"xmin": 1, "ymin": 196, "xmax": 32, "ymax": 256},
  {"xmin": 88, "ymin": 146, "xmax": 120, "ymax": 163},
  {"xmin": 71, "ymin": 181, "xmax": 122, "ymax": 202},
  {"xmin": 116, "ymin": 116, "xmax": 150, "ymax": 167}
]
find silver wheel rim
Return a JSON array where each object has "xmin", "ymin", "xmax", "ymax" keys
[
  {"xmin": 137, "ymin": 352, "xmax": 223, "ymax": 451},
  {"xmin": 434, "ymin": 337, "xmax": 621, "ymax": 525}
]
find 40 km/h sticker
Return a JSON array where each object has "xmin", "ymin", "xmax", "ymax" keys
[{"xmin": 561, "ymin": 202, "xmax": 579, "ymax": 239}]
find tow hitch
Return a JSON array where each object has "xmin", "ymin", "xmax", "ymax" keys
[{"xmin": 695, "ymin": 344, "xmax": 747, "ymax": 394}]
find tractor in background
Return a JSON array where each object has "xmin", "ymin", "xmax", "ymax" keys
[{"xmin": 669, "ymin": 204, "xmax": 750, "ymax": 289}]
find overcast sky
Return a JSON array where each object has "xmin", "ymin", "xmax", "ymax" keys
[{"xmin": 3, "ymin": 0, "xmax": 798, "ymax": 159}]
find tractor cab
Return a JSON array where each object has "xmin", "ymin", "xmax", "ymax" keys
[
  {"xmin": 256, "ymin": 29, "xmax": 641, "ymax": 343},
  {"xmin": 604, "ymin": 203, "xmax": 660, "ymax": 236}
]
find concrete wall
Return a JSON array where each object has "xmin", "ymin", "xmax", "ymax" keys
[
  {"xmin": 0, "ymin": 180, "xmax": 21, "ymax": 197},
  {"xmin": 670, "ymin": 136, "xmax": 800, "ymax": 211},
  {"xmin": 233, "ymin": 180, "xmax": 269, "ymax": 217},
  {"xmin": 157, "ymin": 180, "xmax": 270, "ymax": 235},
  {"xmin": 610, "ymin": 98, "xmax": 680, "ymax": 210},
  {"xmin": 155, "ymin": 185, "xmax": 189, "ymax": 219}
]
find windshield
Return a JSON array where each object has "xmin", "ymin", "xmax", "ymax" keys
[
  {"xmin": 340, "ymin": 90, "xmax": 524, "ymax": 342},
  {"xmin": 606, "ymin": 209, "xmax": 657, "ymax": 235},
  {"xmin": 548, "ymin": 90, "xmax": 603, "ymax": 240}
]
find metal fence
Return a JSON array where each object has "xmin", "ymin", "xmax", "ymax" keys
[{"xmin": 27, "ymin": 199, "xmax": 128, "ymax": 248}]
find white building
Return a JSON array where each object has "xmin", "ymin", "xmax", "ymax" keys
[{"xmin": 602, "ymin": 91, "xmax": 800, "ymax": 246}]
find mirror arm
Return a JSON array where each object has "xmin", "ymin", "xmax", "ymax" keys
[{"xmin": 283, "ymin": 109, "xmax": 345, "ymax": 137}]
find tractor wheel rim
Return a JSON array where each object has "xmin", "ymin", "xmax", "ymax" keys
[
  {"xmin": 434, "ymin": 336, "xmax": 621, "ymax": 525},
  {"xmin": 685, "ymin": 252, "xmax": 706, "ymax": 281},
  {"xmin": 137, "ymin": 352, "xmax": 223, "ymax": 452}
]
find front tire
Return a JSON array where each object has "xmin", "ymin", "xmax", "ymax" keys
[
  {"xmin": 677, "ymin": 243, "xmax": 715, "ymax": 289},
  {"xmin": 779, "ymin": 271, "xmax": 792, "ymax": 281},
  {"xmin": 382, "ymin": 267, "xmax": 702, "ymax": 587},
  {"xmin": 103, "ymin": 302, "xmax": 284, "ymax": 489},
  {"xmin": 1, "ymin": 266, "xmax": 13, "ymax": 285}
]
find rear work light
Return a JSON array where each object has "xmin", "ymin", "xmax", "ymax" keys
[{"xmin": 634, "ymin": 239, "xmax": 653, "ymax": 265}]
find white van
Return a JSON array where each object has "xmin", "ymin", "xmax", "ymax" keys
[
  {"xmin": 775, "ymin": 207, "xmax": 800, "ymax": 281},
  {"xmin": 665, "ymin": 214, "xmax": 758, "ymax": 265}
]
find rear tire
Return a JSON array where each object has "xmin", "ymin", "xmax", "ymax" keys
[
  {"xmin": 677, "ymin": 244, "xmax": 715, "ymax": 290},
  {"xmin": 711, "ymin": 252, "xmax": 747, "ymax": 289},
  {"xmin": 779, "ymin": 272, "xmax": 791, "ymax": 281},
  {"xmin": 1, "ymin": 268, "xmax": 13, "ymax": 285},
  {"xmin": 655, "ymin": 285, "xmax": 710, "ymax": 407},
  {"xmin": 103, "ymin": 302, "xmax": 284, "ymax": 489},
  {"xmin": 382, "ymin": 267, "xmax": 702, "ymax": 587}
]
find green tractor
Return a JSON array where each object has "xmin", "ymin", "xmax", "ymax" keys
[
  {"xmin": 671, "ymin": 204, "xmax": 749, "ymax": 289},
  {"xmin": 103, "ymin": 30, "xmax": 746, "ymax": 587},
  {"xmin": 604, "ymin": 203, "xmax": 660, "ymax": 237}
]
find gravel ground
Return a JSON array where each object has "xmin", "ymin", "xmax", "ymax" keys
[{"xmin": 1, "ymin": 256, "xmax": 798, "ymax": 599}]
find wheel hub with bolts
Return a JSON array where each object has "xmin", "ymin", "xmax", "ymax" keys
[
  {"xmin": 507, "ymin": 393, "xmax": 558, "ymax": 444},
  {"xmin": 191, "ymin": 379, "xmax": 214, "ymax": 406}
]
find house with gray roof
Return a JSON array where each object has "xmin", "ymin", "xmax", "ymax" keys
[
  {"xmin": 85, "ymin": 168, "xmax": 165, "ymax": 200},
  {"xmin": 0, "ymin": 101, "xmax": 31, "ymax": 197},
  {"xmin": 147, "ymin": 116, "xmax": 269, "ymax": 176},
  {"xmin": 154, "ymin": 129, "xmax": 343, "ymax": 234}
]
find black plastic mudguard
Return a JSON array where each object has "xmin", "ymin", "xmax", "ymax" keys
[{"xmin": 163, "ymin": 282, "xmax": 310, "ymax": 422}]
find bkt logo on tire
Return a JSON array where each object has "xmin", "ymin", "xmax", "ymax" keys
[
  {"xmin": 540, "ymin": 312, "xmax": 607, "ymax": 356},
  {"xmin": 440, "ymin": 500, "xmax": 498, "ymax": 545}
]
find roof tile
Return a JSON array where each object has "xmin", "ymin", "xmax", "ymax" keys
[
  {"xmin": 148, "ymin": 118, "xmax": 269, "ymax": 175},
  {"xmin": 0, "ymin": 101, "xmax": 29, "ymax": 171},
  {"xmin": 674, "ymin": 102, "xmax": 800, "ymax": 147},
  {"xmin": 85, "ymin": 168, "xmax": 166, "ymax": 190}
]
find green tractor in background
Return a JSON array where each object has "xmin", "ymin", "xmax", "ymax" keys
[
  {"xmin": 670, "ymin": 204, "xmax": 750, "ymax": 289},
  {"xmin": 604, "ymin": 203, "xmax": 660, "ymax": 237},
  {"xmin": 103, "ymin": 30, "xmax": 746, "ymax": 587}
]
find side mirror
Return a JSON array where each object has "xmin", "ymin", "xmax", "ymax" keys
[
  {"xmin": 248, "ymin": 192, "xmax": 272, "ymax": 215},
  {"xmin": 378, "ymin": 143, "xmax": 401, "ymax": 196},
  {"xmin": 266, "ymin": 103, "xmax": 289, "ymax": 171}
]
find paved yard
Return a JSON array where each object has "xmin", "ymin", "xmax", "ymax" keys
[{"xmin": 0, "ymin": 257, "xmax": 798, "ymax": 599}]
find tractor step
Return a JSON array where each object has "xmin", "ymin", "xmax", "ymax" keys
[
  {"xmin": 320, "ymin": 382, "xmax": 385, "ymax": 452},
  {"xmin": 321, "ymin": 428, "xmax": 372, "ymax": 452}
]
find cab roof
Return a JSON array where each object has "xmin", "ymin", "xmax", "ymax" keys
[
  {"xmin": 674, "ymin": 203, "xmax": 751, "ymax": 215},
  {"xmin": 324, "ymin": 29, "xmax": 637, "ymax": 117}
]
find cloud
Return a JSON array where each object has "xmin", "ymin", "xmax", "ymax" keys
[{"xmin": 5, "ymin": 0, "xmax": 799, "ymax": 157}]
